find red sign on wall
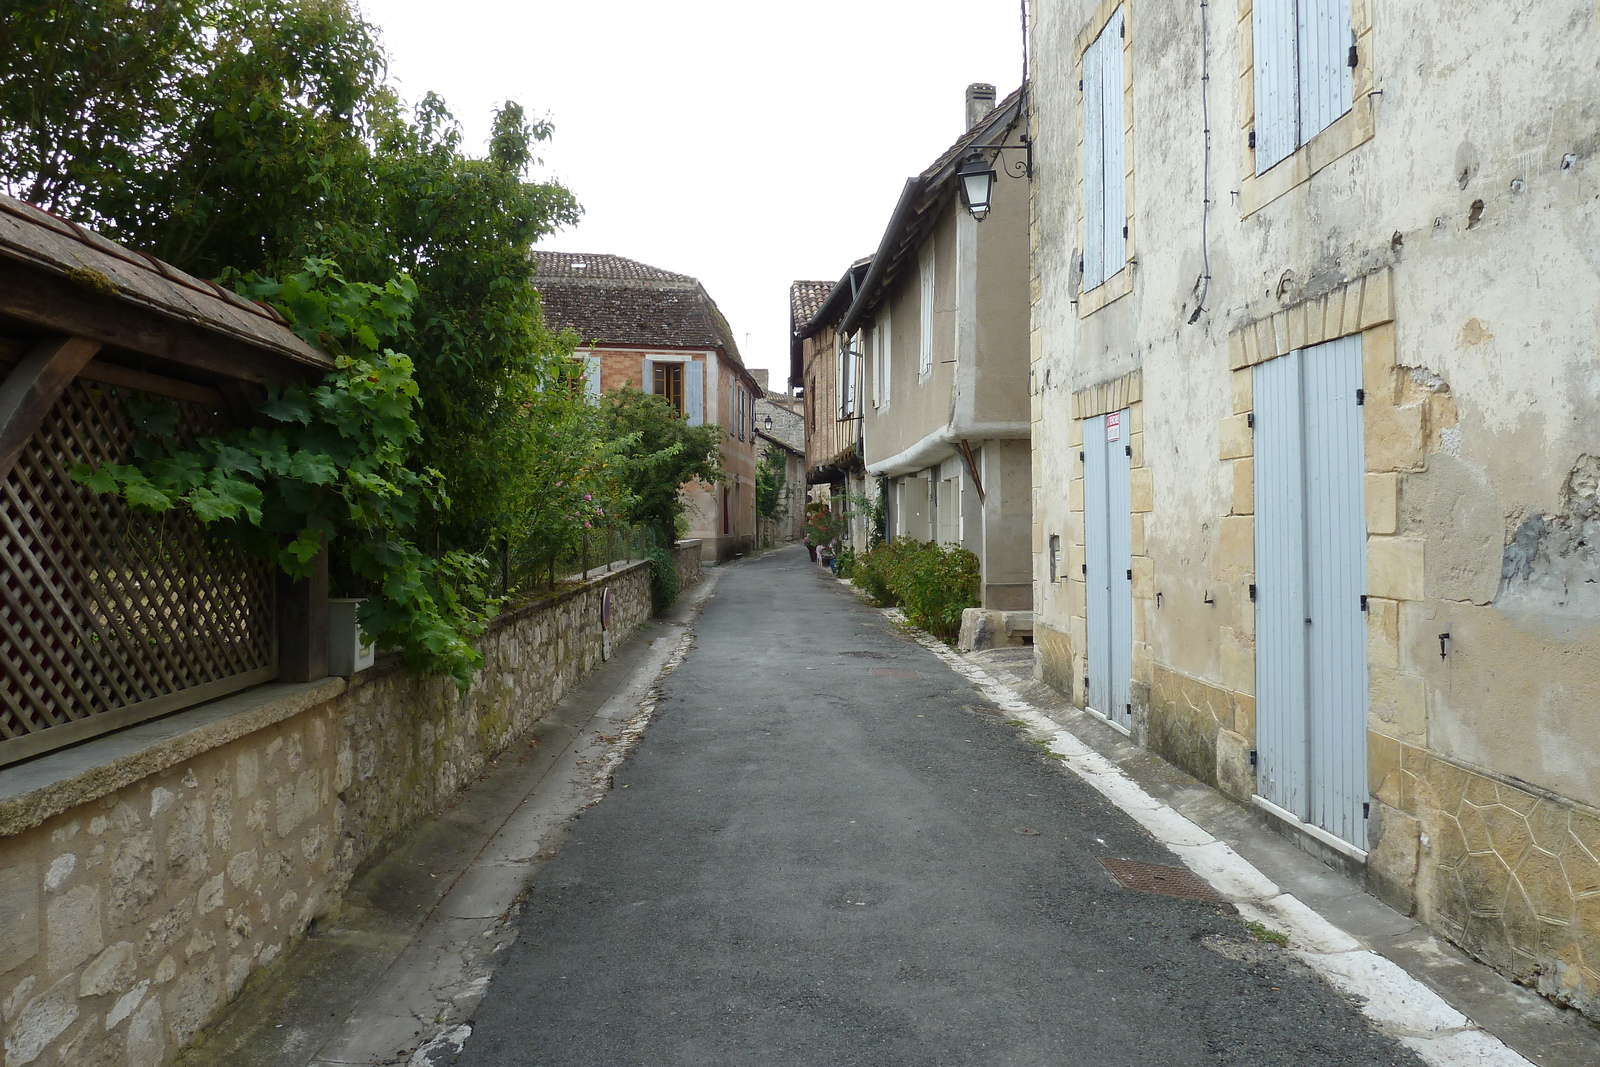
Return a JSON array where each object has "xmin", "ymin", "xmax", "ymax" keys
[{"xmin": 1106, "ymin": 411, "xmax": 1122, "ymax": 442}]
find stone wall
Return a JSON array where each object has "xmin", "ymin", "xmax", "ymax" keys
[
  {"xmin": 0, "ymin": 562, "xmax": 652, "ymax": 1067},
  {"xmin": 671, "ymin": 539, "xmax": 704, "ymax": 588}
]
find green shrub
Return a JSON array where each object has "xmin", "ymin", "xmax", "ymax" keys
[
  {"xmin": 897, "ymin": 542, "xmax": 980, "ymax": 641},
  {"xmin": 850, "ymin": 538, "xmax": 979, "ymax": 641},
  {"xmin": 646, "ymin": 544, "xmax": 679, "ymax": 612},
  {"xmin": 834, "ymin": 546, "xmax": 858, "ymax": 579}
]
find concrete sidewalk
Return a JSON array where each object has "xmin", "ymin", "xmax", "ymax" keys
[
  {"xmin": 176, "ymin": 568, "xmax": 723, "ymax": 1067},
  {"xmin": 947, "ymin": 633, "xmax": 1600, "ymax": 1067}
]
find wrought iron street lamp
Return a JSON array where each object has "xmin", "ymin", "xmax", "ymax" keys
[{"xmin": 957, "ymin": 152, "xmax": 997, "ymax": 220}]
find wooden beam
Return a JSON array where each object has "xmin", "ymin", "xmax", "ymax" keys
[
  {"xmin": 0, "ymin": 334, "xmax": 100, "ymax": 481},
  {"xmin": 276, "ymin": 544, "xmax": 329, "ymax": 683},
  {"xmin": 0, "ymin": 257, "xmax": 324, "ymax": 384}
]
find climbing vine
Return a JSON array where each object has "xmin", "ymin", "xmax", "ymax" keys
[{"xmin": 73, "ymin": 259, "xmax": 490, "ymax": 689}]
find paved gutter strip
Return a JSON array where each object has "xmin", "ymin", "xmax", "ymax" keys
[{"xmin": 885, "ymin": 603, "xmax": 1533, "ymax": 1067}]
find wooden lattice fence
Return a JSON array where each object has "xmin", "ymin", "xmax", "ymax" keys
[{"xmin": 0, "ymin": 367, "xmax": 276, "ymax": 766}]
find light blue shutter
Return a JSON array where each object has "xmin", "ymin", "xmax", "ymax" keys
[
  {"xmin": 642, "ymin": 358, "xmax": 655, "ymax": 393},
  {"xmin": 685, "ymin": 360, "xmax": 704, "ymax": 425},
  {"xmin": 1081, "ymin": 30, "xmax": 1106, "ymax": 289},
  {"xmin": 1101, "ymin": 8, "xmax": 1126, "ymax": 279},
  {"xmin": 1253, "ymin": 0, "xmax": 1299, "ymax": 173},
  {"xmin": 1083, "ymin": 415, "xmax": 1110, "ymax": 714},
  {"xmin": 1298, "ymin": 0, "xmax": 1352, "ymax": 143},
  {"xmin": 1302, "ymin": 336, "xmax": 1366, "ymax": 846},
  {"xmin": 1107, "ymin": 411, "xmax": 1133, "ymax": 729},
  {"xmin": 1254, "ymin": 350, "xmax": 1308, "ymax": 818},
  {"xmin": 584, "ymin": 355, "xmax": 602, "ymax": 403}
]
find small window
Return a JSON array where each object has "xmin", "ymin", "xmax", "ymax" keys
[
  {"xmin": 653, "ymin": 362, "xmax": 684, "ymax": 415},
  {"xmin": 1049, "ymin": 534, "xmax": 1062, "ymax": 583}
]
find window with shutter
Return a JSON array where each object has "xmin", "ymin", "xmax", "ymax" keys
[
  {"xmin": 1082, "ymin": 7, "xmax": 1126, "ymax": 291},
  {"xmin": 1253, "ymin": 0, "xmax": 1352, "ymax": 174}
]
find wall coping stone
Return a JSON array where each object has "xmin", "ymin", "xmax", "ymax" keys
[
  {"xmin": 485, "ymin": 559, "xmax": 651, "ymax": 636},
  {"xmin": 0, "ymin": 678, "xmax": 345, "ymax": 839}
]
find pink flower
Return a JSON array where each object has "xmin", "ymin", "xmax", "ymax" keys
[{"xmin": 583, "ymin": 493, "xmax": 592, "ymax": 501}]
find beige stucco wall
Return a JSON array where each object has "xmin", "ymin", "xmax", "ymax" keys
[
  {"xmin": 0, "ymin": 563, "xmax": 665, "ymax": 1067},
  {"xmin": 1030, "ymin": 0, "xmax": 1600, "ymax": 1016}
]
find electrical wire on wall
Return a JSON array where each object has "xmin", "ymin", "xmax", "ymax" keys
[{"xmin": 1188, "ymin": 0, "xmax": 1213, "ymax": 325}]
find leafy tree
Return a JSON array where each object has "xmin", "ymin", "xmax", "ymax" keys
[
  {"xmin": 755, "ymin": 447, "xmax": 788, "ymax": 522},
  {"xmin": 1, "ymin": 0, "xmax": 210, "ymax": 212},
  {"xmin": 507, "ymin": 363, "xmax": 635, "ymax": 591},
  {"xmin": 599, "ymin": 388, "xmax": 723, "ymax": 541},
  {"xmin": 2, "ymin": 0, "xmax": 581, "ymax": 556}
]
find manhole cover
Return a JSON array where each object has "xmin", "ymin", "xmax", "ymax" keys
[
  {"xmin": 839, "ymin": 650, "xmax": 892, "ymax": 659},
  {"xmin": 1099, "ymin": 858, "xmax": 1226, "ymax": 901},
  {"xmin": 871, "ymin": 668, "xmax": 921, "ymax": 679}
]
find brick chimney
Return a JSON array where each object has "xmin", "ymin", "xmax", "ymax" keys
[{"xmin": 965, "ymin": 83, "xmax": 997, "ymax": 130}]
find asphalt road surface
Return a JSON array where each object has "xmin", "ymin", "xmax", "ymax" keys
[{"xmin": 456, "ymin": 546, "xmax": 1422, "ymax": 1067}]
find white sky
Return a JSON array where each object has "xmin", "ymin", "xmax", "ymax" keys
[{"xmin": 359, "ymin": 0, "xmax": 1025, "ymax": 386}]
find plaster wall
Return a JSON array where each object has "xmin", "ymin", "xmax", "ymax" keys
[
  {"xmin": 863, "ymin": 214, "xmax": 959, "ymax": 463},
  {"xmin": 1030, "ymin": 0, "xmax": 1600, "ymax": 1015}
]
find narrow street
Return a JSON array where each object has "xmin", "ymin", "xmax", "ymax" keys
[{"xmin": 454, "ymin": 546, "xmax": 1424, "ymax": 1067}]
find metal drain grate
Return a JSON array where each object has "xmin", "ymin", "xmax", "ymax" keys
[{"xmin": 1099, "ymin": 858, "xmax": 1226, "ymax": 901}]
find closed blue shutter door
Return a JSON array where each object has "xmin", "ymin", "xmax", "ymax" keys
[
  {"xmin": 1100, "ymin": 7, "xmax": 1127, "ymax": 279},
  {"xmin": 1083, "ymin": 415, "xmax": 1111, "ymax": 715},
  {"xmin": 1302, "ymin": 336, "xmax": 1366, "ymax": 845},
  {"xmin": 1107, "ymin": 412, "xmax": 1133, "ymax": 729},
  {"xmin": 1254, "ymin": 0, "xmax": 1299, "ymax": 172},
  {"xmin": 685, "ymin": 360, "xmax": 704, "ymax": 425},
  {"xmin": 1254, "ymin": 337, "xmax": 1366, "ymax": 847},
  {"xmin": 1254, "ymin": 350, "xmax": 1308, "ymax": 818},
  {"xmin": 1081, "ymin": 30, "xmax": 1106, "ymax": 289},
  {"xmin": 1298, "ymin": 0, "xmax": 1352, "ymax": 143}
]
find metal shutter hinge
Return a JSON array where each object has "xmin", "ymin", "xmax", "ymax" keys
[
  {"xmin": 1360, "ymin": 594, "xmax": 1370, "ymax": 611},
  {"xmin": 1356, "ymin": 388, "xmax": 1365, "ymax": 405},
  {"xmin": 1124, "ymin": 444, "xmax": 1131, "ymax": 457},
  {"xmin": 1126, "ymin": 569, "xmax": 1133, "ymax": 581},
  {"xmin": 1248, "ymin": 583, "xmax": 1257, "ymax": 601},
  {"xmin": 1082, "ymin": 563, "xmax": 1088, "ymax": 575},
  {"xmin": 1247, "ymin": 412, "xmax": 1255, "ymax": 429},
  {"xmin": 1249, "ymin": 749, "xmax": 1258, "ymax": 768},
  {"xmin": 1248, "ymin": 129, "xmax": 1256, "ymax": 149},
  {"xmin": 1122, "ymin": 225, "xmax": 1128, "ymax": 238},
  {"xmin": 1348, "ymin": 44, "xmax": 1359, "ymax": 68},
  {"xmin": 1363, "ymin": 802, "xmax": 1371, "ymax": 818}
]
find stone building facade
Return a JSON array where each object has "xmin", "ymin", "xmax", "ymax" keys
[
  {"xmin": 1028, "ymin": 0, "xmax": 1600, "ymax": 1017},
  {"xmin": 535, "ymin": 253, "xmax": 763, "ymax": 562}
]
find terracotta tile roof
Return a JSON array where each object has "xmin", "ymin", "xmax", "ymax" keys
[
  {"xmin": 789, "ymin": 281, "xmax": 833, "ymax": 331},
  {"xmin": 532, "ymin": 251, "xmax": 746, "ymax": 368},
  {"xmin": 532, "ymin": 251, "xmax": 694, "ymax": 284}
]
